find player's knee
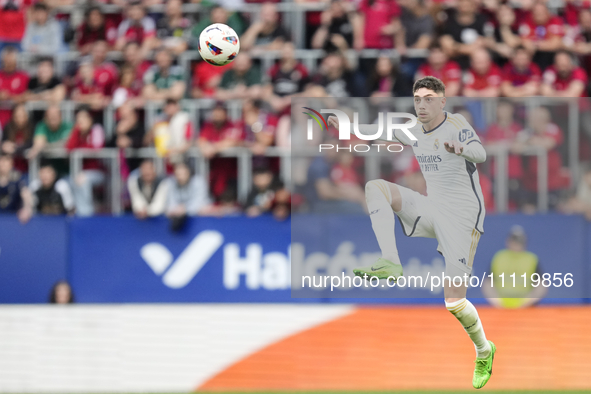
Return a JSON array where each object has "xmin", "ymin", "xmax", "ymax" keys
[{"xmin": 365, "ymin": 180, "xmax": 390, "ymax": 203}]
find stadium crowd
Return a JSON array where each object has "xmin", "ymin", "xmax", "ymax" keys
[{"xmin": 1, "ymin": 0, "xmax": 591, "ymax": 222}]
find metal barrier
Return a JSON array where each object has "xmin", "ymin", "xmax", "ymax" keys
[{"xmin": 27, "ymin": 146, "xmax": 291, "ymax": 215}]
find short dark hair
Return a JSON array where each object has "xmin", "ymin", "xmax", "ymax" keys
[
  {"xmin": 33, "ymin": 2, "xmax": 49, "ymax": 12},
  {"xmin": 413, "ymin": 76, "xmax": 446, "ymax": 96},
  {"xmin": 38, "ymin": 56, "xmax": 54, "ymax": 66}
]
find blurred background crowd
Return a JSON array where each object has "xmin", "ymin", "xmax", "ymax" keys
[{"xmin": 1, "ymin": 0, "xmax": 591, "ymax": 224}]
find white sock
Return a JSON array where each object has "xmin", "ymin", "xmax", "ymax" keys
[
  {"xmin": 446, "ymin": 298, "xmax": 491, "ymax": 358},
  {"xmin": 365, "ymin": 180, "xmax": 400, "ymax": 264}
]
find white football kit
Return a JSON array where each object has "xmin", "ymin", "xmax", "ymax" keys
[{"xmin": 391, "ymin": 111, "xmax": 486, "ymax": 276}]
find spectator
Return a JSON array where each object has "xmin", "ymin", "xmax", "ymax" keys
[
  {"xmin": 270, "ymin": 184, "xmax": 290, "ymax": 221},
  {"xmin": 0, "ymin": 153, "xmax": 32, "ymax": 223},
  {"xmin": 367, "ymin": 55, "xmax": 412, "ymax": 97},
  {"xmin": 484, "ymin": 101, "xmax": 524, "ymax": 209},
  {"xmin": 440, "ymin": 0, "xmax": 493, "ymax": 69},
  {"xmin": 241, "ymin": 2, "xmax": 288, "ymax": 51},
  {"xmin": 72, "ymin": 41, "xmax": 119, "ymax": 107},
  {"xmin": 241, "ymin": 99, "xmax": 277, "ymax": 165},
  {"xmin": 399, "ymin": 0, "xmax": 435, "ymax": 53},
  {"xmin": 330, "ymin": 148, "xmax": 363, "ymax": 193},
  {"xmin": 482, "ymin": 226, "xmax": 547, "ymax": 309},
  {"xmin": 305, "ymin": 137, "xmax": 365, "ymax": 214},
  {"xmin": 568, "ymin": 167, "xmax": 591, "ymax": 220},
  {"xmin": 154, "ymin": 0, "xmax": 190, "ymax": 55},
  {"xmin": 76, "ymin": 6, "xmax": 117, "ymax": 55},
  {"xmin": 128, "ymin": 159, "xmax": 168, "ymax": 219},
  {"xmin": 1, "ymin": 103, "xmax": 33, "ymax": 158},
  {"xmin": 122, "ymin": 41, "xmax": 152, "ymax": 89},
  {"xmin": 500, "ymin": 46, "xmax": 541, "ymax": 97},
  {"xmin": 21, "ymin": 3, "xmax": 65, "ymax": 55},
  {"xmin": 541, "ymin": 50, "xmax": 588, "ymax": 97},
  {"xmin": 518, "ymin": 2, "xmax": 563, "ymax": 70},
  {"xmin": 189, "ymin": 5, "xmax": 246, "ymax": 50},
  {"xmin": 29, "ymin": 164, "xmax": 75, "ymax": 215},
  {"xmin": 27, "ymin": 105, "xmax": 72, "ymax": 159},
  {"xmin": 65, "ymin": 108, "xmax": 105, "ymax": 217},
  {"xmin": 486, "ymin": 3, "xmax": 521, "ymax": 62},
  {"xmin": 115, "ymin": 0, "xmax": 157, "ymax": 55},
  {"xmin": 309, "ymin": 52, "xmax": 358, "ymax": 97},
  {"xmin": 142, "ymin": 47, "xmax": 185, "ymax": 101},
  {"xmin": 570, "ymin": 9, "xmax": 591, "ymax": 81},
  {"xmin": 166, "ymin": 162, "xmax": 211, "ymax": 230},
  {"xmin": 216, "ymin": 52, "xmax": 262, "ymax": 100},
  {"xmin": 72, "ymin": 61, "xmax": 108, "ymax": 110},
  {"xmin": 145, "ymin": 98, "xmax": 193, "ymax": 165},
  {"xmin": 245, "ymin": 166, "xmax": 275, "ymax": 217},
  {"xmin": 0, "ymin": 46, "xmax": 29, "ymax": 125},
  {"xmin": 25, "ymin": 57, "xmax": 66, "ymax": 103},
  {"xmin": 357, "ymin": 0, "xmax": 402, "ymax": 50},
  {"xmin": 49, "ymin": 280, "xmax": 75, "ymax": 304},
  {"xmin": 198, "ymin": 103, "xmax": 244, "ymax": 199},
  {"xmin": 512, "ymin": 107, "xmax": 569, "ymax": 211},
  {"xmin": 264, "ymin": 41, "xmax": 308, "ymax": 114},
  {"xmin": 112, "ymin": 65, "xmax": 143, "ymax": 108},
  {"xmin": 311, "ymin": 0, "xmax": 360, "ymax": 52},
  {"xmin": 191, "ymin": 60, "xmax": 231, "ymax": 99},
  {"xmin": 463, "ymin": 48, "xmax": 502, "ymax": 97},
  {"xmin": 415, "ymin": 43, "xmax": 461, "ymax": 97},
  {"xmin": 146, "ymin": 99, "xmax": 195, "ymax": 164},
  {"xmin": 0, "ymin": 0, "xmax": 28, "ymax": 50},
  {"xmin": 109, "ymin": 102, "xmax": 144, "ymax": 150}
]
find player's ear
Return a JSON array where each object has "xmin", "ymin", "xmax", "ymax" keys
[{"xmin": 440, "ymin": 97, "xmax": 446, "ymax": 110}]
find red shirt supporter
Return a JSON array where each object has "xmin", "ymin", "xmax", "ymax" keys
[
  {"xmin": 485, "ymin": 122, "xmax": 524, "ymax": 180},
  {"xmin": 417, "ymin": 61, "xmax": 461, "ymax": 87},
  {"xmin": 502, "ymin": 62, "xmax": 541, "ymax": 86},
  {"xmin": 518, "ymin": 15, "xmax": 564, "ymax": 41},
  {"xmin": 464, "ymin": 65, "xmax": 502, "ymax": 91},
  {"xmin": 192, "ymin": 61, "xmax": 230, "ymax": 98},
  {"xmin": 358, "ymin": 0, "xmax": 400, "ymax": 49},
  {"xmin": 542, "ymin": 65, "xmax": 588, "ymax": 95},
  {"xmin": 522, "ymin": 120, "xmax": 566, "ymax": 192},
  {"xmin": 0, "ymin": 0, "xmax": 32, "ymax": 43},
  {"xmin": 0, "ymin": 69, "xmax": 29, "ymax": 97},
  {"xmin": 0, "ymin": 48, "xmax": 28, "ymax": 126},
  {"xmin": 65, "ymin": 109, "xmax": 105, "ymax": 170},
  {"xmin": 563, "ymin": 1, "xmax": 591, "ymax": 27},
  {"xmin": 117, "ymin": 17, "xmax": 155, "ymax": 45},
  {"xmin": 199, "ymin": 106, "xmax": 245, "ymax": 198},
  {"xmin": 94, "ymin": 62, "xmax": 118, "ymax": 96}
]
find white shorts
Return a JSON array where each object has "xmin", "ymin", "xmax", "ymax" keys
[{"xmin": 395, "ymin": 185, "xmax": 482, "ymax": 278}]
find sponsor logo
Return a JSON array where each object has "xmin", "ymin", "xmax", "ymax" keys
[{"xmin": 140, "ymin": 231, "xmax": 290, "ymax": 290}]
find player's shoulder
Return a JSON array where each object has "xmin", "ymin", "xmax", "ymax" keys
[{"xmin": 445, "ymin": 112, "xmax": 471, "ymax": 130}]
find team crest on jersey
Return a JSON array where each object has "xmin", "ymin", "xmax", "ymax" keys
[{"xmin": 434, "ymin": 139, "xmax": 440, "ymax": 151}]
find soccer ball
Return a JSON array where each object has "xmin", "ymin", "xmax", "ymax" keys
[{"xmin": 198, "ymin": 23, "xmax": 240, "ymax": 66}]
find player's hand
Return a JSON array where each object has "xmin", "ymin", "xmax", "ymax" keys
[
  {"xmin": 327, "ymin": 115, "xmax": 339, "ymax": 130},
  {"xmin": 444, "ymin": 141, "xmax": 464, "ymax": 155}
]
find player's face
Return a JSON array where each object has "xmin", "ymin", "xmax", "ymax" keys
[{"xmin": 413, "ymin": 88, "xmax": 445, "ymax": 123}]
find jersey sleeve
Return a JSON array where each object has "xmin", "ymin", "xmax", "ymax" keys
[{"xmin": 451, "ymin": 113, "xmax": 486, "ymax": 163}]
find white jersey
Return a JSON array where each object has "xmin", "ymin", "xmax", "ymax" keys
[{"xmin": 393, "ymin": 111, "xmax": 486, "ymax": 233}]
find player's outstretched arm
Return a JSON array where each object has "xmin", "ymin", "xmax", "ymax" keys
[{"xmin": 444, "ymin": 140, "xmax": 487, "ymax": 163}]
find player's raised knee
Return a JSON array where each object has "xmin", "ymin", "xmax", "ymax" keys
[{"xmin": 365, "ymin": 180, "xmax": 393, "ymax": 205}]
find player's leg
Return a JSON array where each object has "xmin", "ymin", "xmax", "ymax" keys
[
  {"xmin": 439, "ymin": 228, "xmax": 495, "ymax": 389},
  {"xmin": 353, "ymin": 179, "xmax": 403, "ymax": 280}
]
